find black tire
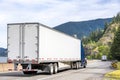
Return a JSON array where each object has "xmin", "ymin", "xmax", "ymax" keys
[
  {"xmin": 70, "ymin": 62, "xmax": 74, "ymax": 69},
  {"xmin": 48, "ymin": 64, "xmax": 54, "ymax": 75},
  {"xmin": 53, "ymin": 63, "xmax": 58, "ymax": 74},
  {"xmin": 83, "ymin": 62, "xmax": 87, "ymax": 68},
  {"xmin": 76, "ymin": 62, "xmax": 79, "ymax": 69},
  {"xmin": 23, "ymin": 71, "xmax": 37, "ymax": 74},
  {"xmin": 83, "ymin": 65, "xmax": 86, "ymax": 68}
]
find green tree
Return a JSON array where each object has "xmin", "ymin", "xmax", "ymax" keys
[
  {"xmin": 82, "ymin": 29, "xmax": 104, "ymax": 44},
  {"xmin": 104, "ymin": 22, "xmax": 109, "ymax": 32},
  {"xmin": 111, "ymin": 12, "xmax": 120, "ymax": 23},
  {"xmin": 96, "ymin": 53, "xmax": 103, "ymax": 59},
  {"xmin": 98, "ymin": 45, "xmax": 109, "ymax": 56},
  {"xmin": 110, "ymin": 25, "xmax": 120, "ymax": 61}
]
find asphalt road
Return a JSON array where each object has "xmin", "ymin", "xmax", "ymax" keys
[{"xmin": 0, "ymin": 60, "xmax": 113, "ymax": 80}]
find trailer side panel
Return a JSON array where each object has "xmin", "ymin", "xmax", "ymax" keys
[{"xmin": 39, "ymin": 25, "xmax": 81, "ymax": 62}]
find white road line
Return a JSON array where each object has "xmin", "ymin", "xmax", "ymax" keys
[
  {"xmin": 37, "ymin": 75, "xmax": 58, "ymax": 80},
  {"xmin": 36, "ymin": 69, "xmax": 84, "ymax": 80},
  {"xmin": 36, "ymin": 71, "xmax": 70, "ymax": 80}
]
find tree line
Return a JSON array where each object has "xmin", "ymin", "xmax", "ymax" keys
[{"xmin": 82, "ymin": 12, "xmax": 120, "ymax": 61}]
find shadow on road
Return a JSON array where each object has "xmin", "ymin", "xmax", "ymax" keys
[
  {"xmin": 0, "ymin": 72, "xmax": 33, "ymax": 77},
  {"xmin": 0, "ymin": 68, "xmax": 71, "ymax": 77}
]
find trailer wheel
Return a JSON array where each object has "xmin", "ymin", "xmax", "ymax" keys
[
  {"xmin": 23, "ymin": 71, "xmax": 37, "ymax": 74},
  {"xmin": 53, "ymin": 63, "xmax": 58, "ymax": 74},
  {"xmin": 76, "ymin": 62, "xmax": 79, "ymax": 69},
  {"xmin": 48, "ymin": 64, "xmax": 54, "ymax": 75},
  {"xmin": 70, "ymin": 62, "xmax": 74, "ymax": 69}
]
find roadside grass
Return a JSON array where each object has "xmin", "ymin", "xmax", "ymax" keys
[
  {"xmin": 105, "ymin": 70, "xmax": 120, "ymax": 79},
  {"xmin": 116, "ymin": 62, "xmax": 120, "ymax": 69},
  {"xmin": 104, "ymin": 62, "xmax": 120, "ymax": 79}
]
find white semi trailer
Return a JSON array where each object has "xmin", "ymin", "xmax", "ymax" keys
[{"xmin": 7, "ymin": 23, "xmax": 87, "ymax": 74}]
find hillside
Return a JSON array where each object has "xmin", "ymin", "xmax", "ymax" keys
[
  {"xmin": 98, "ymin": 13, "xmax": 120, "ymax": 45},
  {"xmin": 98, "ymin": 23, "xmax": 120, "ymax": 46},
  {"xmin": 0, "ymin": 48, "xmax": 7, "ymax": 57},
  {"xmin": 85, "ymin": 13, "xmax": 120, "ymax": 59},
  {"xmin": 54, "ymin": 18, "xmax": 112, "ymax": 39}
]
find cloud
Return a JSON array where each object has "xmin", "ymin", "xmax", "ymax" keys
[
  {"xmin": 0, "ymin": 0, "xmax": 119, "ymax": 26},
  {"xmin": 0, "ymin": 0, "xmax": 120, "ymax": 48}
]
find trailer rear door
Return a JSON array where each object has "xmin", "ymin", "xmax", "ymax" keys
[
  {"xmin": 8, "ymin": 24, "xmax": 21, "ymax": 62},
  {"xmin": 23, "ymin": 24, "xmax": 39, "ymax": 62}
]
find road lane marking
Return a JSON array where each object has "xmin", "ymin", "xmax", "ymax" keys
[{"xmin": 37, "ymin": 76, "xmax": 55, "ymax": 80}]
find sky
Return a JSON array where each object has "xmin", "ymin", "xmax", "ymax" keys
[{"xmin": 0, "ymin": 0, "xmax": 120, "ymax": 48}]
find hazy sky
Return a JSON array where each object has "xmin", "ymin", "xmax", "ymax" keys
[{"xmin": 0, "ymin": 0, "xmax": 120, "ymax": 48}]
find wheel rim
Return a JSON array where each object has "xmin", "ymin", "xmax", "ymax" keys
[
  {"xmin": 54, "ymin": 63, "xmax": 58, "ymax": 74},
  {"xmin": 76, "ymin": 62, "xmax": 79, "ymax": 69},
  {"xmin": 49, "ymin": 64, "xmax": 53, "ymax": 74}
]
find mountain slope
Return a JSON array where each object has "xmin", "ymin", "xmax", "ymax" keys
[
  {"xmin": 98, "ymin": 13, "xmax": 120, "ymax": 46},
  {"xmin": 54, "ymin": 18, "xmax": 112, "ymax": 39},
  {"xmin": 87, "ymin": 13, "xmax": 120, "ymax": 59},
  {"xmin": 98, "ymin": 23, "xmax": 120, "ymax": 46}
]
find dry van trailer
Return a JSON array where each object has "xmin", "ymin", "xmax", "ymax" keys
[{"xmin": 7, "ymin": 23, "xmax": 87, "ymax": 74}]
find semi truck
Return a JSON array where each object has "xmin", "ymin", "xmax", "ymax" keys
[{"xmin": 7, "ymin": 23, "xmax": 87, "ymax": 74}]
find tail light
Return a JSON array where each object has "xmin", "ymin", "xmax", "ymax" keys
[{"xmin": 7, "ymin": 59, "xmax": 13, "ymax": 63}]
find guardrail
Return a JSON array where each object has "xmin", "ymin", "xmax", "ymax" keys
[{"xmin": 0, "ymin": 63, "xmax": 22, "ymax": 72}]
